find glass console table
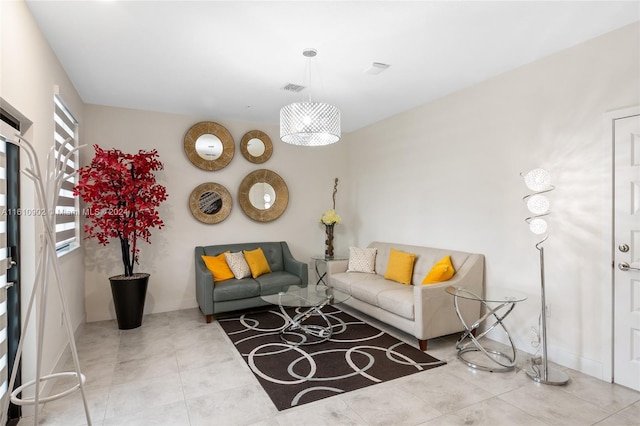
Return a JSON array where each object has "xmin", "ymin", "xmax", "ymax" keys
[
  {"xmin": 261, "ymin": 285, "xmax": 350, "ymax": 346},
  {"xmin": 446, "ymin": 286, "xmax": 527, "ymax": 372}
]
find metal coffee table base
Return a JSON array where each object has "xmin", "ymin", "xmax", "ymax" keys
[{"xmin": 277, "ymin": 294, "xmax": 334, "ymax": 346}]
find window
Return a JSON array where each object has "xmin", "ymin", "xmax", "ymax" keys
[{"xmin": 53, "ymin": 95, "xmax": 79, "ymax": 253}]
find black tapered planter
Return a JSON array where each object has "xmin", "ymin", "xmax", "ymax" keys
[{"xmin": 109, "ymin": 273, "xmax": 149, "ymax": 330}]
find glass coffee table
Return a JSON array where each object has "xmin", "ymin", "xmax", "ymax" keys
[
  {"xmin": 261, "ymin": 284, "xmax": 350, "ymax": 346},
  {"xmin": 446, "ymin": 286, "xmax": 527, "ymax": 372}
]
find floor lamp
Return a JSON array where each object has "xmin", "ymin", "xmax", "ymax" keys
[{"xmin": 522, "ymin": 168, "xmax": 569, "ymax": 385}]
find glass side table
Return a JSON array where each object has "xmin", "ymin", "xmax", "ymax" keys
[
  {"xmin": 310, "ymin": 255, "xmax": 348, "ymax": 287},
  {"xmin": 446, "ymin": 286, "xmax": 527, "ymax": 372}
]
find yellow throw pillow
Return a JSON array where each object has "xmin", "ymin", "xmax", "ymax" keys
[
  {"xmin": 243, "ymin": 247, "xmax": 272, "ymax": 279},
  {"xmin": 384, "ymin": 248, "xmax": 416, "ymax": 285},
  {"xmin": 201, "ymin": 252, "xmax": 234, "ymax": 282},
  {"xmin": 422, "ymin": 255, "xmax": 456, "ymax": 284}
]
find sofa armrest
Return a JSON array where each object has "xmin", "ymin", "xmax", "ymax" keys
[
  {"xmin": 413, "ymin": 254, "xmax": 485, "ymax": 340},
  {"xmin": 326, "ymin": 259, "xmax": 348, "ymax": 276},
  {"xmin": 195, "ymin": 246, "xmax": 214, "ymax": 316},
  {"xmin": 281, "ymin": 242, "xmax": 308, "ymax": 286},
  {"xmin": 326, "ymin": 259, "xmax": 348, "ymax": 289}
]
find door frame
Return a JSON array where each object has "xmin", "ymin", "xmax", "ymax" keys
[
  {"xmin": 5, "ymin": 140, "xmax": 21, "ymax": 425},
  {"xmin": 603, "ymin": 105, "xmax": 640, "ymax": 384}
]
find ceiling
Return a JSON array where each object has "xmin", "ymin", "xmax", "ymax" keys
[{"xmin": 25, "ymin": 1, "xmax": 640, "ymax": 133}]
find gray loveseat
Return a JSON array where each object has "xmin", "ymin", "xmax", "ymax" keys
[{"xmin": 195, "ymin": 241, "xmax": 308, "ymax": 322}]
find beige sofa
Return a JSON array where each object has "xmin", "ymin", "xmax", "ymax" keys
[{"xmin": 327, "ymin": 241, "xmax": 484, "ymax": 351}]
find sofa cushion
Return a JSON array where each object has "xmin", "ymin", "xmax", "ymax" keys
[
  {"xmin": 260, "ymin": 243, "xmax": 285, "ymax": 272},
  {"xmin": 384, "ymin": 248, "xmax": 416, "ymax": 285},
  {"xmin": 349, "ymin": 275, "xmax": 398, "ymax": 306},
  {"xmin": 213, "ymin": 277, "xmax": 260, "ymax": 302},
  {"xmin": 256, "ymin": 271, "xmax": 303, "ymax": 296},
  {"xmin": 377, "ymin": 287, "xmax": 415, "ymax": 320},
  {"xmin": 225, "ymin": 251, "xmax": 251, "ymax": 279},
  {"xmin": 348, "ymin": 247, "xmax": 377, "ymax": 273},
  {"xmin": 330, "ymin": 271, "xmax": 376, "ymax": 294}
]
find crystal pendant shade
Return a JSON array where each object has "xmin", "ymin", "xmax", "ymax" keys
[{"xmin": 280, "ymin": 102, "xmax": 341, "ymax": 146}]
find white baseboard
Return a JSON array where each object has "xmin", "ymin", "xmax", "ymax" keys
[{"xmin": 487, "ymin": 329, "xmax": 608, "ymax": 382}]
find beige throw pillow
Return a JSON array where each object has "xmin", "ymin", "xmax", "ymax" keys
[
  {"xmin": 224, "ymin": 251, "xmax": 251, "ymax": 279},
  {"xmin": 347, "ymin": 247, "xmax": 377, "ymax": 273}
]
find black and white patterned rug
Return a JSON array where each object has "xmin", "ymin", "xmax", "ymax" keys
[{"xmin": 218, "ymin": 305, "xmax": 446, "ymax": 411}]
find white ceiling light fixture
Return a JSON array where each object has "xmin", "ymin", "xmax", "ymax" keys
[{"xmin": 280, "ymin": 48, "xmax": 341, "ymax": 146}]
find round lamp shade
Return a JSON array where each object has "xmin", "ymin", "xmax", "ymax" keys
[
  {"xmin": 527, "ymin": 194, "xmax": 550, "ymax": 215},
  {"xmin": 523, "ymin": 168, "xmax": 551, "ymax": 191},
  {"xmin": 529, "ymin": 218, "xmax": 548, "ymax": 235},
  {"xmin": 280, "ymin": 102, "xmax": 341, "ymax": 146}
]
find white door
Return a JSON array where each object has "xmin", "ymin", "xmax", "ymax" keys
[{"xmin": 613, "ymin": 113, "xmax": 640, "ymax": 391}]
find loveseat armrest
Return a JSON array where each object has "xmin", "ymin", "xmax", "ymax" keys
[
  {"xmin": 281, "ymin": 242, "xmax": 308, "ymax": 286},
  {"xmin": 195, "ymin": 246, "xmax": 214, "ymax": 316}
]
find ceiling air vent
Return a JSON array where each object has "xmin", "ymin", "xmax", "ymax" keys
[
  {"xmin": 364, "ymin": 62, "xmax": 391, "ymax": 75},
  {"xmin": 282, "ymin": 83, "xmax": 306, "ymax": 93}
]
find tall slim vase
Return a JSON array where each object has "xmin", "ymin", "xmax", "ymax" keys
[{"xmin": 325, "ymin": 223, "xmax": 335, "ymax": 259}]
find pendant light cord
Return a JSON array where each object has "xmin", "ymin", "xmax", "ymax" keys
[{"xmin": 303, "ymin": 48, "xmax": 317, "ymax": 103}]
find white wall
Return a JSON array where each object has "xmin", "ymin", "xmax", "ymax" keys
[
  {"xmin": 344, "ymin": 22, "xmax": 640, "ymax": 380},
  {"xmin": 82, "ymin": 105, "xmax": 350, "ymax": 322},
  {"xmin": 1, "ymin": 0, "xmax": 87, "ymax": 403}
]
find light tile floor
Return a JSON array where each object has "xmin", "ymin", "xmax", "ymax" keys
[{"xmin": 17, "ymin": 306, "xmax": 640, "ymax": 426}]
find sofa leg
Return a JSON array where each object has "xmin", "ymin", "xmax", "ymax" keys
[
  {"xmin": 418, "ymin": 339, "xmax": 427, "ymax": 351},
  {"xmin": 205, "ymin": 314, "xmax": 213, "ymax": 324}
]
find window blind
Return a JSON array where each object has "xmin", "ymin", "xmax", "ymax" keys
[{"xmin": 53, "ymin": 95, "xmax": 78, "ymax": 252}]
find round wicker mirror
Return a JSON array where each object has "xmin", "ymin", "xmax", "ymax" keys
[
  {"xmin": 240, "ymin": 130, "xmax": 273, "ymax": 164},
  {"xmin": 184, "ymin": 121, "xmax": 235, "ymax": 171},
  {"xmin": 189, "ymin": 182, "xmax": 232, "ymax": 224},
  {"xmin": 238, "ymin": 169, "xmax": 288, "ymax": 222}
]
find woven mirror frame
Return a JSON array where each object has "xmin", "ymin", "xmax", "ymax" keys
[
  {"xmin": 189, "ymin": 182, "xmax": 232, "ymax": 224},
  {"xmin": 240, "ymin": 130, "xmax": 273, "ymax": 164},
  {"xmin": 238, "ymin": 169, "xmax": 288, "ymax": 222},
  {"xmin": 184, "ymin": 121, "xmax": 235, "ymax": 171}
]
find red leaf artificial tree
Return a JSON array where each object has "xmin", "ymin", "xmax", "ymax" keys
[{"xmin": 74, "ymin": 145, "xmax": 168, "ymax": 277}]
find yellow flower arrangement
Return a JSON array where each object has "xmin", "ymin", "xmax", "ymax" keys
[{"xmin": 320, "ymin": 208, "xmax": 342, "ymax": 225}]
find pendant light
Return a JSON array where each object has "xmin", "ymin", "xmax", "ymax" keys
[{"xmin": 280, "ymin": 48, "xmax": 341, "ymax": 146}]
